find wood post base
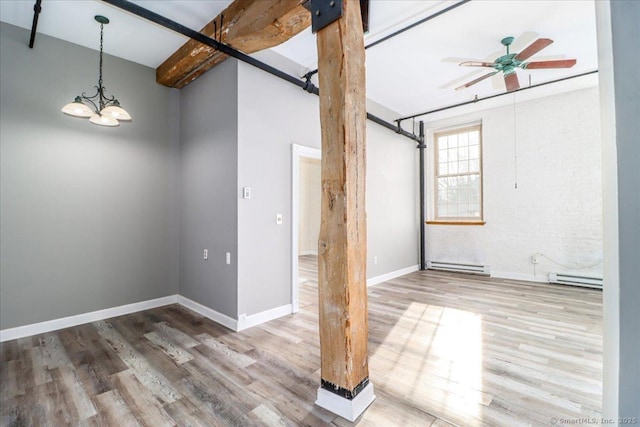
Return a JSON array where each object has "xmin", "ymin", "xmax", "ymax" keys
[{"xmin": 315, "ymin": 382, "xmax": 376, "ymax": 422}]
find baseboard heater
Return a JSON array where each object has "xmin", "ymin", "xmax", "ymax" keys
[
  {"xmin": 427, "ymin": 261, "xmax": 490, "ymax": 275},
  {"xmin": 549, "ymin": 273, "xmax": 603, "ymax": 289}
]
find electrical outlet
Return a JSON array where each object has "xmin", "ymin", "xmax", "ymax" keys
[
  {"xmin": 373, "ymin": 256, "xmax": 378, "ymax": 265},
  {"xmin": 226, "ymin": 252, "xmax": 231, "ymax": 265},
  {"xmin": 203, "ymin": 249, "xmax": 208, "ymax": 260},
  {"xmin": 243, "ymin": 187, "xmax": 251, "ymax": 199},
  {"xmin": 531, "ymin": 255, "xmax": 539, "ymax": 264}
]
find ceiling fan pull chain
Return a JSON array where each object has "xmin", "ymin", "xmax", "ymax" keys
[{"xmin": 513, "ymin": 93, "xmax": 518, "ymax": 189}]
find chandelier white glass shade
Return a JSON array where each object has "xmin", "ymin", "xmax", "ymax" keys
[{"xmin": 61, "ymin": 15, "xmax": 131, "ymax": 127}]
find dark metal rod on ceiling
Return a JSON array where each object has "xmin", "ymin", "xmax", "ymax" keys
[
  {"xmin": 101, "ymin": 0, "xmax": 420, "ymax": 143},
  {"xmin": 366, "ymin": 112, "xmax": 420, "ymax": 142},
  {"xmin": 418, "ymin": 121, "xmax": 426, "ymax": 271},
  {"xmin": 365, "ymin": 0, "xmax": 470, "ymax": 50},
  {"xmin": 28, "ymin": 0, "xmax": 43, "ymax": 48},
  {"xmin": 306, "ymin": 0, "xmax": 471, "ymax": 76},
  {"xmin": 397, "ymin": 69, "xmax": 599, "ymax": 122}
]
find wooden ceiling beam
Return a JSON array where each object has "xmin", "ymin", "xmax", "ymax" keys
[{"xmin": 156, "ymin": 0, "xmax": 310, "ymax": 89}]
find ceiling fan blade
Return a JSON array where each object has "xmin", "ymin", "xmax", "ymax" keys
[
  {"xmin": 515, "ymin": 38, "xmax": 553, "ymax": 61},
  {"xmin": 460, "ymin": 61, "xmax": 495, "ymax": 67},
  {"xmin": 504, "ymin": 73, "xmax": 520, "ymax": 92},
  {"xmin": 523, "ymin": 59, "xmax": 577, "ymax": 69},
  {"xmin": 455, "ymin": 71, "xmax": 499, "ymax": 91}
]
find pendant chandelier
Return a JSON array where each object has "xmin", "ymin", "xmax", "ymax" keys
[{"xmin": 61, "ymin": 15, "xmax": 131, "ymax": 127}]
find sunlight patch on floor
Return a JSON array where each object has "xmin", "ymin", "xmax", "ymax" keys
[{"xmin": 372, "ymin": 303, "xmax": 487, "ymax": 421}]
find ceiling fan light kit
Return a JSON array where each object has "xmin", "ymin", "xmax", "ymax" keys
[
  {"xmin": 456, "ymin": 35, "xmax": 577, "ymax": 92},
  {"xmin": 61, "ymin": 15, "xmax": 131, "ymax": 127}
]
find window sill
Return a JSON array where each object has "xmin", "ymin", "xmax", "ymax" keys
[{"xmin": 426, "ymin": 220, "xmax": 486, "ymax": 226}]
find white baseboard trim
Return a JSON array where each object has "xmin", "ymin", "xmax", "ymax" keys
[
  {"xmin": 316, "ymin": 383, "xmax": 376, "ymax": 422},
  {"xmin": 367, "ymin": 264, "xmax": 420, "ymax": 287},
  {"xmin": 491, "ymin": 271, "xmax": 549, "ymax": 283},
  {"xmin": 0, "ymin": 295, "xmax": 179, "ymax": 342},
  {"xmin": 1, "ymin": 294, "xmax": 295, "ymax": 341},
  {"xmin": 298, "ymin": 251, "xmax": 318, "ymax": 256},
  {"xmin": 177, "ymin": 296, "xmax": 238, "ymax": 331},
  {"xmin": 237, "ymin": 304, "xmax": 293, "ymax": 331}
]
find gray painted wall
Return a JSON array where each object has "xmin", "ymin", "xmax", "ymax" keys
[
  {"xmin": 1, "ymin": 26, "xmax": 417, "ymax": 327},
  {"xmin": 179, "ymin": 59, "xmax": 239, "ymax": 319},
  {"xmin": 366, "ymin": 120, "xmax": 419, "ymax": 278},
  {"xmin": 236, "ymin": 59, "xmax": 418, "ymax": 316},
  {"xmin": 611, "ymin": 0, "xmax": 640, "ymax": 418},
  {"xmin": 0, "ymin": 23, "xmax": 180, "ymax": 329},
  {"xmin": 236, "ymin": 59, "xmax": 321, "ymax": 316},
  {"xmin": 598, "ymin": 0, "xmax": 640, "ymax": 420}
]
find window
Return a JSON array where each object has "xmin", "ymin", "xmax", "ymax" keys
[{"xmin": 433, "ymin": 125, "xmax": 483, "ymax": 222}]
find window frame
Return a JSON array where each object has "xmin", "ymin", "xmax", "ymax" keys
[{"xmin": 431, "ymin": 124, "xmax": 484, "ymax": 224}]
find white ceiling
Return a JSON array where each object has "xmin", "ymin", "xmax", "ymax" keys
[{"xmin": 0, "ymin": 0, "xmax": 599, "ymax": 118}]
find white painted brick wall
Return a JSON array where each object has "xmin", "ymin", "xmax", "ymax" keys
[{"xmin": 425, "ymin": 87, "xmax": 603, "ymax": 282}]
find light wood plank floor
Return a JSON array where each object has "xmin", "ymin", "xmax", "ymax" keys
[{"xmin": 1, "ymin": 256, "xmax": 602, "ymax": 426}]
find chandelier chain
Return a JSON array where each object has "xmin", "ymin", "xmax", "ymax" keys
[{"xmin": 99, "ymin": 22, "xmax": 104, "ymax": 89}]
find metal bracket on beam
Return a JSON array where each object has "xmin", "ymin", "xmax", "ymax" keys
[
  {"xmin": 360, "ymin": 0, "xmax": 369, "ymax": 33},
  {"xmin": 303, "ymin": 0, "xmax": 343, "ymax": 33},
  {"xmin": 303, "ymin": 0, "xmax": 369, "ymax": 34}
]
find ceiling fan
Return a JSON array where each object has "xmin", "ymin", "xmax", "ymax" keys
[{"xmin": 455, "ymin": 36, "xmax": 577, "ymax": 92}]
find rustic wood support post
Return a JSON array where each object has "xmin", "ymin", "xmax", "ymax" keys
[{"xmin": 314, "ymin": 0, "xmax": 374, "ymax": 421}]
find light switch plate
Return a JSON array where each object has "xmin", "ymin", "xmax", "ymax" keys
[{"xmin": 276, "ymin": 214, "xmax": 283, "ymax": 225}]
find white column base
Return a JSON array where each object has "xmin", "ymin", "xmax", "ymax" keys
[{"xmin": 315, "ymin": 383, "xmax": 376, "ymax": 422}]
